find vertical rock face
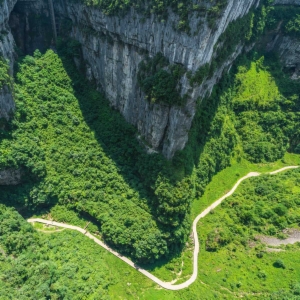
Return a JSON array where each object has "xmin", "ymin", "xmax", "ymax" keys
[
  {"xmin": 55, "ymin": 0, "xmax": 259, "ymax": 159},
  {"xmin": 0, "ymin": 0, "xmax": 16, "ymax": 62},
  {"xmin": 9, "ymin": 0, "xmax": 53, "ymax": 55},
  {"xmin": 264, "ymin": 1, "xmax": 300, "ymax": 80},
  {"xmin": 0, "ymin": 85, "xmax": 14, "ymax": 120},
  {"xmin": 0, "ymin": 0, "xmax": 17, "ymax": 120},
  {"xmin": 0, "ymin": 168, "xmax": 22, "ymax": 185},
  {"xmin": 270, "ymin": 35, "xmax": 300, "ymax": 79}
]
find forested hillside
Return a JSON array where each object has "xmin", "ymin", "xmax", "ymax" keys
[
  {"xmin": 1, "ymin": 25, "xmax": 300, "ymax": 265},
  {"xmin": 0, "ymin": 2, "xmax": 299, "ymax": 295},
  {"xmin": 1, "ymin": 168, "xmax": 300, "ymax": 299},
  {"xmin": 1, "ymin": 49, "xmax": 192, "ymax": 263},
  {"xmin": 0, "ymin": 204, "xmax": 111, "ymax": 299}
]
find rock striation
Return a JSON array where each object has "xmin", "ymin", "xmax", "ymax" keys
[
  {"xmin": 0, "ymin": 168, "xmax": 22, "ymax": 185},
  {"xmin": 2, "ymin": 0, "xmax": 298, "ymax": 159},
  {"xmin": 55, "ymin": 0, "xmax": 260, "ymax": 158},
  {"xmin": 0, "ymin": 0, "xmax": 17, "ymax": 120}
]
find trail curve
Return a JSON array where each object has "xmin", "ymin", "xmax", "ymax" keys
[{"xmin": 27, "ymin": 165, "xmax": 299, "ymax": 290}]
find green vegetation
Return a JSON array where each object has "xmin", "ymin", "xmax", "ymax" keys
[
  {"xmin": 0, "ymin": 45, "xmax": 299, "ymax": 296},
  {"xmin": 2, "ymin": 167, "xmax": 300, "ymax": 299},
  {"xmin": 0, "ymin": 204, "xmax": 125, "ymax": 299},
  {"xmin": 192, "ymin": 153, "xmax": 300, "ymax": 220},
  {"xmin": 285, "ymin": 14, "xmax": 300, "ymax": 35},
  {"xmin": 68, "ymin": 0, "xmax": 228, "ymax": 32},
  {"xmin": 204, "ymin": 169, "xmax": 300, "ymax": 251},
  {"xmin": 267, "ymin": 5, "xmax": 300, "ymax": 36},
  {"xmin": 0, "ymin": 203, "xmax": 226, "ymax": 299},
  {"xmin": 0, "ymin": 3, "xmax": 300, "ymax": 297},
  {"xmin": 233, "ymin": 56, "xmax": 300, "ymax": 162},
  {"xmin": 0, "ymin": 49, "xmax": 194, "ymax": 263},
  {"xmin": 233, "ymin": 57, "xmax": 280, "ymax": 108},
  {"xmin": 1, "ymin": 33, "xmax": 299, "ymax": 264},
  {"xmin": 173, "ymin": 51, "xmax": 299, "ymax": 207},
  {"xmin": 138, "ymin": 52, "xmax": 186, "ymax": 105},
  {"xmin": 190, "ymin": 1, "xmax": 273, "ymax": 85},
  {"xmin": 195, "ymin": 168, "xmax": 300, "ymax": 298}
]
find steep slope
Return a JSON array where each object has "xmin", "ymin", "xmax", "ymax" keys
[
  {"xmin": 54, "ymin": 0, "xmax": 260, "ymax": 158},
  {"xmin": 0, "ymin": 0, "xmax": 299, "ymax": 264},
  {"xmin": 0, "ymin": 0, "xmax": 17, "ymax": 120}
]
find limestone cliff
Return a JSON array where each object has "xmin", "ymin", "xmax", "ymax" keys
[
  {"xmin": 9, "ymin": 0, "xmax": 53, "ymax": 55},
  {"xmin": 53, "ymin": 0, "xmax": 260, "ymax": 158},
  {"xmin": 0, "ymin": 0, "xmax": 17, "ymax": 120},
  {"xmin": 0, "ymin": 168, "xmax": 22, "ymax": 185},
  {"xmin": 264, "ymin": 1, "xmax": 300, "ymax": 79},
  {"xmin": 2, "ymin": 0, "xmax": 298, "ymax": 159}
]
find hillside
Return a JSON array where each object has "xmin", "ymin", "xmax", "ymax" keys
[{"xmin": 0, "ymin": 0, "xmax": 300, "ymax": 298}]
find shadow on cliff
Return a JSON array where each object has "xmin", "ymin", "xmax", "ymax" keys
[
  {"xmin": 53, "ymin": 44, "xmax": 194, "ymax": 263},
  {"xmin": 264, "ymin": 51, "xmax": 300, "ymax": 100},
  {"xmin": 53, "ymin": 36, "xmax": 242, "ymax": 267}
]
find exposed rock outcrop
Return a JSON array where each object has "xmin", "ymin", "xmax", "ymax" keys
[
  {"xmin": 0, "ymin": 168, "xmax": 22, "ymax": 185},
  {"xmin": 0, "ymin": 85, "xmax": 14, "ymax": 120},
  {"xmin": 55, "ymin": 0, "xmax": 259, "ymax": 158},
  {"xmin": 9, "ymin": 0, "xmax": 53, "ymax": 55},
  {"xmin": 0, "ymin": 0, "xmax": 17, "ymax": 120},
  {"xmin": 272, "ymin": 35, "xmax": 300, "ymax": 79}
]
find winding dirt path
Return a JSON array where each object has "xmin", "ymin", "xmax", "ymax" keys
[{"xmin": 27, "ymin": 165, "xmax": 299, "ymax": 290}]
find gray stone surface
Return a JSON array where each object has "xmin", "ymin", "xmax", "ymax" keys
[
  {"xmin": 0, "ymin": 85, "xmax": 14, "ymax": 120},
  {"xmin": 9, "ymin": 0, "xmax": 52, "ymax": 55},
  {"xmin": 55, "ymin": 0, "xmax": 259, "ymax": 158},
  {"xmin": 2, "ymin": 0, "xmax": 297, "ymax": 158},
  {"xmin": 0, "ymin": 168, "xmax": 22, "ymax": 185},
  {"xmin": 0, "ymin": 0, "xmax": 17, "ymax": 120},
  {"xmin": 268, "ymin": 35, "xmax": 300, "ymax": 80}
]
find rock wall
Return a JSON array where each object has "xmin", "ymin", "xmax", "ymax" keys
[
  {"xmin": 0, "ymin": 0, "xmax": 17, "ymax": 120},
  {"xmin": 264, "ymin": 0, "xmax": 300, "ymax": 79},
  {"xmin": 273, "ymin": 0, "xmax": 300, "ymax": 5},
  {"xmin": 55, "ymin": 0, "xmax": 260, "ymax": 159},
  {"xmin": 9, "ymin": 0, "xmax": 53, "ymax": 55},
  {"xmin": 0, "ymin": 168, "xmax": 22, "ymax": 185},
  {"xmin": 0, "ymin": 85, "xmax": 14, "ymax": 120}
]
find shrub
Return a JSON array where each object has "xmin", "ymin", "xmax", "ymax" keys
[{"xmin": 273, "ymin": 259, "xmax": 286, "ymax": 269}]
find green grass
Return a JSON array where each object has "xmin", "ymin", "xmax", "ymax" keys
[
  {"xmin": 194, "ymin": 167, "xmax": 300, "ymax": 298},
  {"xmin": 233, "ymin": 58, "xmax": 281, "ymax": 108},
  {"xmin": 192, "ymin": 153, "xmax": 300, "ymax": 219},
  {"xmin": 30, "ymin": 153, "xmax": 300, "ymax": 290},
  {"xmin": 32, "ymin": 222, "xmax": 65, "ymax": 232},
  {"xmin": 0, "ymin": 58, "xmax": 11, "ymax": 90},
  {"xmin": 150, "ymin": 153, "xmax": 300, "ymax": 282}
]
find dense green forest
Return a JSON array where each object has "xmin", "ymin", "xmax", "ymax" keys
[
  {"xmin": 0, "ymin": 49, "xmax": 192, "ymax": 263},
  {"xmin": 0, "ymin": 1, "xmax": 299, "ymax": 293},
  {"xmin": 0, "ymin": 59, "xmax": 11, "ymax": 89},
  {"xmin": 0, "ymin": 204, "xmax": 112, "ymax": 299},
  {"xmin": 1, "ymin": 34, "xmax": 300, "ymax": 264}
]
